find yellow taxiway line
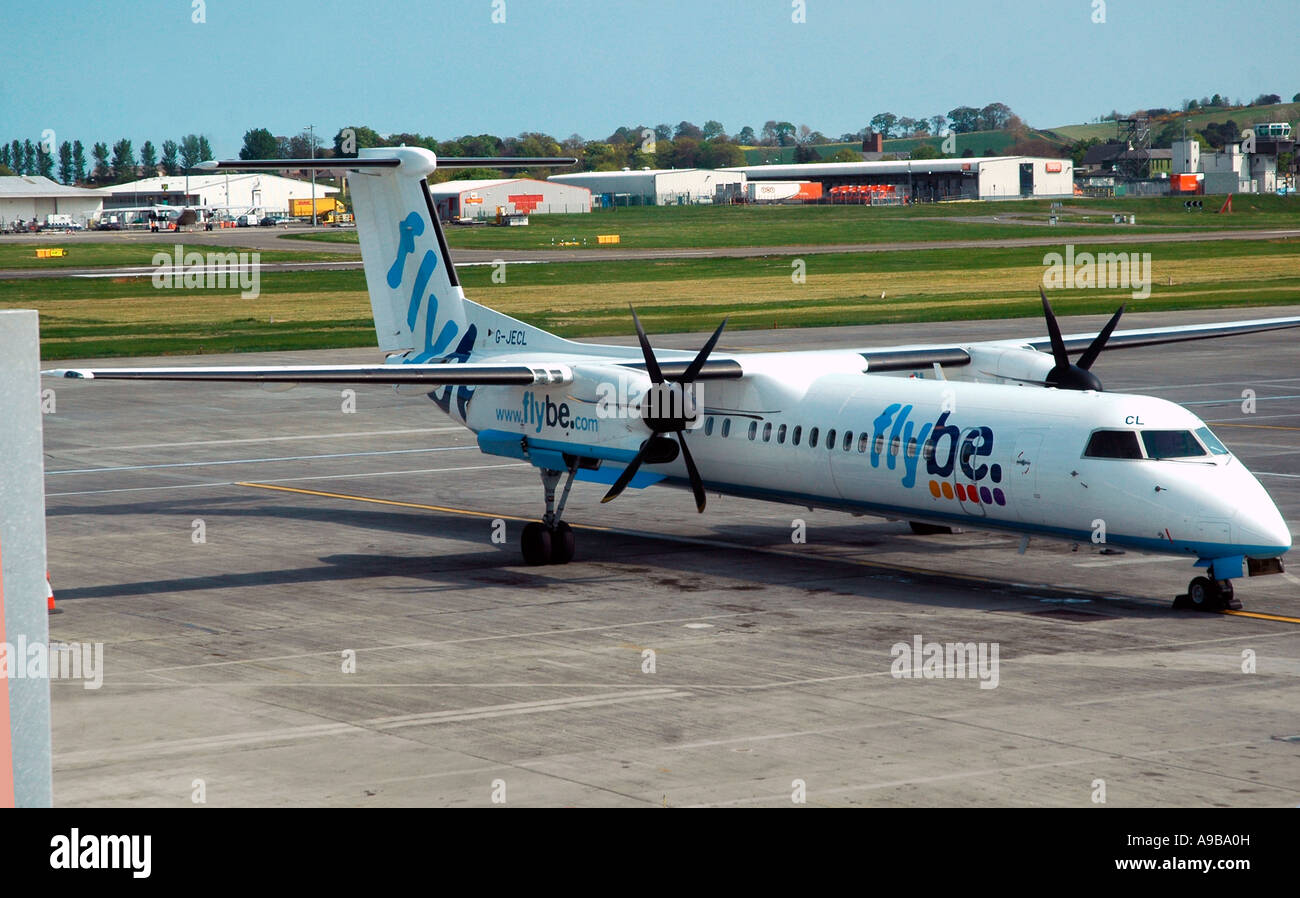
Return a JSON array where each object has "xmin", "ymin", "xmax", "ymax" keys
[{"xmin": 235, "ymin": 481, "xmax": 1300, "ymax": 624}]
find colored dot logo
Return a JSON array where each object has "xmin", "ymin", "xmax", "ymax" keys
[{"xmin": 929, "ymin": 480, "xmax": 1006, "ymax": 506}]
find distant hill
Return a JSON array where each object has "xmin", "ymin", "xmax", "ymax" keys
[
  {"xmin": 735, "ymin": 101, "xmax": 1298, "ymax": 167},
  {"xmin": 739, "ymin": 128, "xmax": 1059, "ymax": 165},
  {"xmin": 1048, "ymin": 101, "xmax": 1300, "ymax": 144}
]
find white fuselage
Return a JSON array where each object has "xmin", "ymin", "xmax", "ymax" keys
[{"xmin": 462, "ymin": 348, "xmax": 1291, "ymax": 563}]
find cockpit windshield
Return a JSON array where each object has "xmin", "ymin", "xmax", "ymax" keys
[
  {"xmin": 1195, "ymin": 426, "xmax": 1231, "ymax": 456},
  {"xmin": 1083, "ymin": 427, "xmax": 1230, "ymax": 461},
  {"xmin": 1140, "ymin": 430, "xmax": 1207, "ymax": 459},
  {"xmin": 1084, "ymin": 430, "xmax": 1143, "ymax": 459}
]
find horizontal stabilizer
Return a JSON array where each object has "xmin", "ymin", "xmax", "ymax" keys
[{"xmin": 195, "ymin": 156, "xmax": 577, "ymax": 172}]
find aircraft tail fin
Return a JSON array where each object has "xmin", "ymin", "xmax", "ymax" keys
[{"xmin": 196, "ymin": 148, "xmax": 577, "ymax": 363}]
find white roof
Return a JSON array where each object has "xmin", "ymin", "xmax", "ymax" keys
[
  {"xmin": 99, "ymin": 173, "xmax": 337, "ymax": 194},
  {"xmin": 426, "ymin": 177, "xmax": 588, "ymax": 197},
  {"xmin": 427, "ymin": 178, "xmax": 521, "ymax": 195},
  {"xmin": 725, "ymin": 156, "xmax": 1071, "ymax": 179},
  {"xmin": 549, "ymin": 168, "xmax": 715, "ymax": 180},
  {"xmin": 0, "ymin": 176, "xmax": 102, "ymax": 198}
]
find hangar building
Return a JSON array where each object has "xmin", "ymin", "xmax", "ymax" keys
[
  {"xmin": 727, "ymin": 156, "xmax": 1075, "ymax": 201},
  {"xmin": 0, "ymin": 176, "xmax": 104, "ymax": 227},
  {"xmin": 426, "ymin": 177, "xmax": 590, "ymax": 220},
  {"xmin": 548, "ymin": 168, "xmax": 746, "ymax": 205},
  {"xmin": 99, "ymin": 172, "xmax": 337, "ymax": 214}
]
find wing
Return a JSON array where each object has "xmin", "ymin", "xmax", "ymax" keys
[
  {"xmin": 1022, "ymin": 314, "xmax": 1300, "ymax": 354},
  {"xmin": 856, "ymin": 314, "xmax": 1300, "ymax": 373},
  {"xmin": 42, "ymin": 362, "xmax": 573, "ymax": 385},
  {"xmin": 43, "ymin": 357, "xmax": 746, "ymax": 385}
]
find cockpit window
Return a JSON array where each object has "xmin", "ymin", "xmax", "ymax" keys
[
  {"xmin": 1084, "ymin": 430, "xmax": 1143, "ymax": 459},
  {"xmin": 1195, "ymin": 426, "xmax": 1231, "ymax": 456},
  {"xmin": 1141, "ymin": 429, "xmax": 1207, "ymax": 459}
]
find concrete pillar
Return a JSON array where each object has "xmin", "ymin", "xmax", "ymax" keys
[{"xmin": 0, "ymin": 309, "xmax": 52, "ymax": 807}]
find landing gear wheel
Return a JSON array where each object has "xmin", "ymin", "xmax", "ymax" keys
[
  {"xmin": 1217, "ymin": 579, "xmax": 1240, "ymax": 610},
  {"xmin": 521, "ymin": 522, "xmax": 552, "ymax": 566},
  {"xmin": 1187, "ymin": 576, "xmax": 1224, "ymax": 611},
  {"xmin": 549, "ymin": 522, "xmax": 575, "ymax": 565}
]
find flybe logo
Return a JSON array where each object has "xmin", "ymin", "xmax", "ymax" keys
[
  {"xmin": 870, "ymin": 404, "xmax": 1007, "ymax": 507},
  {"xmin": 389, "ymin": 211, "xmax": 459, "ymax": 363},
  {"xmin": 386, "ymin": 210, "xmax": 481, "ymax": 422},
  {"xmin": 497, "ymin": 391, "xmax": 600, "ymax": 435}
]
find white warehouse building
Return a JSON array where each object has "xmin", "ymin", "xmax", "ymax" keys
[
  {"xmin": 99, "ymin": 172, "xmax": 337, "ymax": 214},
  {"xmin": 727, "ymin": 156, "xmax": 1075, "ymax": 201},
  {"xmin": 0, "ymin": 176, "xmax": 104, "ymax": 227},
  {"xmin": 426, "ymin": 177, "xmax": 590, "ymax": 220},
  {"xmin": 548, "ymin": 168, "xmax": 747, "ymax": 205}
]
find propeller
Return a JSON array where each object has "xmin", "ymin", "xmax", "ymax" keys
[
  {"xmin": 601, "ymin": 307, "xmax": 727, "ymax": 512},
  {"xmin": 1040, "ymin": 288, "xmax": 1125, "ymax": 391}
]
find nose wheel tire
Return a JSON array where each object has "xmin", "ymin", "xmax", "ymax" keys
[{"xmin": 1183, "ymin": 576, "xmax": 1238, "ymax": 612}]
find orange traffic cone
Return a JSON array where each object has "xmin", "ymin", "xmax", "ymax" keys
[{"xmin": 46, "ymin": 571, "xmax": 59, "ymax": 614}]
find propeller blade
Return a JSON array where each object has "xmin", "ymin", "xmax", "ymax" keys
[
  {"xmin": 676, "ymin": 432, "xmax": 707, "ymax": 513},
  {"xmin": 601, "ymin": 443, "xmax": 650, "ymax": 504},
  {"xmin": 1075, "ymin": 304, "xmax": 1126, "ymax": 371},
  {"xmin": 628, "ymin": 306, "xmax": 663, "ymax": 384},
  {"xmin": 1039, "ymin": 288, "xmax": 1070, "ymax": 370},
  {"xmin": 678, "ymin": 317, "xmax": 729, "ymax": 383}
]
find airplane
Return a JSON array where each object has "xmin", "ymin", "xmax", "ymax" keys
[
  {"xmin": 96, "ymin": 204, "xmax": 209, "ymax": 231},
  {"xmin": 44, "ymin": 147, "xmax": 1299, "ymax": 612}
]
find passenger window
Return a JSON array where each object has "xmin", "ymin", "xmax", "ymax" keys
[
  {"xmin": 1084, "ymin": 430, "xmax": 1143, "ymax": 459},
  {"xmin": 890, "ymin": 437, "xmax": 900, "ymax": 457},
  {"xmin": 827, "ymin": 428, "xmax": 837, "ymax": 450},
  {"xmin": 777, "ymin": 424, "xmax": 787, "ymax": 444},
  {"xmin": 1195, "ymin": 426, "xmax": 1230, "ymax": 456},
  {"xmin": 704, "ymin": 416, "xmax": 714, "ymax": 436},
  {"xmin": 1141, "ymin": 430, "xmax": 1207, "ymax": 459},
  {"xmin": 922, "ymin": 442, "xmax": 934, "ymax": 460},
  {"xmin": 809, "ymin": 427, "xmax": 819, "ymax": 448},
  {"xmin": 842, "ymin": 431, "xmax": 853, "ymax": 451},
  {"xmin": 762, "ymin": 422, "xmax": 772, "ymax": 442},
  {"xmin": 721, "ymin": 418, "xmax": 731, "ymax": 438},
  {"xmin": 748, "ymin": 421, "xmax": 758, "ymax": 441},
  {"xmin": 874, "ymin": 434, "xmax": 885, "ymax": 455},
  {"xmin": 907, "ymin": 437, "xmax": 917, "ymax": 458},
  {"xmin": 857, "ymin": 433, "xmax": 870, "ymax": 453},
  {"xmin": 792, "ymin": 425, "xmax": 802, "ymax": 446}
]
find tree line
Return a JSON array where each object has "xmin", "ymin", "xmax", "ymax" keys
[
  {"xmin": 4, "ymin": 90, "xmax": 1292, "ymax": 185},
  {"xmin": 0, "ymin": 134, "xmax": 214, "ymax": 185}
]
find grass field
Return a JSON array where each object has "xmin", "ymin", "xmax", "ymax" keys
[
  {"xmin": 0, "ymin": 241, "xmax": 345, "ymax": 270},
  {"xmin": 289, "ymin": 195, "xmax": 1300, "ymax": 253},
  {"xmin": 17, "ymin": 237, "xmax": 1300, "ymax": 359}
]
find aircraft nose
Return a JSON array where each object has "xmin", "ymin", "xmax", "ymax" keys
[{"xmin": 1233, "ymin": 501, "xmax": 1293, "ymax": 555}]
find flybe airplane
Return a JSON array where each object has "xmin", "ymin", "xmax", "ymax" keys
[{"xmin": 45, "ymin": 147, "xmax": 1298, "ymax": 612}]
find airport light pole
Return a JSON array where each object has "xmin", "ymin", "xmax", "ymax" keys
[{"xmin": 308, "ymin": 124, "xmax": 317, "ymax": 227}]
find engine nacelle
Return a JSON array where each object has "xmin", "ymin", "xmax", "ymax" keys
[{"xmin": 964, "ymin": 345, "xmax": 1056, "ymax": 387}]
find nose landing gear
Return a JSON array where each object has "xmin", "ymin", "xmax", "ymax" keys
[
  {"xmin": 521, "ymin": 465, "xmax": 578, "ymax": 566},
  {"xmin": 1175, "ymin": 576, "xmax": 1240, "ymax": 612}
]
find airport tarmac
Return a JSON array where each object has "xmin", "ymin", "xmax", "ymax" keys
[{"xmin": 41, "ymin": 307, "xmax": 1300, "ymax": 807}]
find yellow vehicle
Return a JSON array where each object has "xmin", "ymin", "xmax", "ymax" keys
[{"xmin": 287, "ymin": 197, "xmax": 348, "ymax": 222}]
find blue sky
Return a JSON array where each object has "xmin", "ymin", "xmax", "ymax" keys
[{"xmin": 2, "ymin": 0, "xmax": 1296, "ymax": 157}]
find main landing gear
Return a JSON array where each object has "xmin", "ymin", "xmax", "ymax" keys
[
  {"xmin": 521, "ymin": 466, "xmax": 577, "ymax": 566},
  {"xmin": 1174, "ymin": 576, "xmax": 1240, "ymax": 612}
]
